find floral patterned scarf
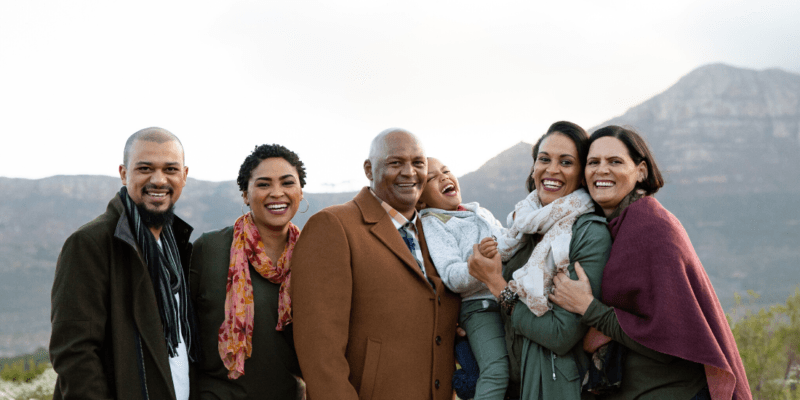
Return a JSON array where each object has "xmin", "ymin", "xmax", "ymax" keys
[{"xmin": 218, "ymin": 212, "xmax": 300, "ymax": 379}]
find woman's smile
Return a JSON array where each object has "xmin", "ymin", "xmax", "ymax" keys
[
  {"xmin": 265, "ymin": 202, "xmax": 290, "ymax": 214},
  {"xmin": 532, "ymin": 133, "xmax": 582, "ymax": 205},
  {"xmin": 244, "ymin": 157, "xmax": 303, "ymax": 235},
  {"xmin": 585, "ymin": 136, "xmax": 647, "ymax": 216},
  {"xmin": 540, "ymin": 178, "xmax": 564, "ymax": 191}
]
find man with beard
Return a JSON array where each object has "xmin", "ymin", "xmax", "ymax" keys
[{"xmin": 50, "ymin": 127, "xmax": 198, "ymax": 400}]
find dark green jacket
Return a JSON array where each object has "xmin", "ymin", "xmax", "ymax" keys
[
  {"xmin": 189, "ymin": 227, "xmax": 301, "ymax": 399},
  {"xmin": 50, "ymin": 195, "xmax": 193, "ymax": 400},
  {"xmin": 503, "ymin": 213, "xmax": 612, "ymax": 400}
]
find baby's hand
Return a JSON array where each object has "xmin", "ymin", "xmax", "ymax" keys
[{"xmin": 478, "ymin": 236, "xmax": 498, "ymax": 259}]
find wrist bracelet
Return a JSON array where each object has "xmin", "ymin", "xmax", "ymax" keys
[{"xmin": 499, "ymin": 285, "xmax": 519, "ymax": 315}]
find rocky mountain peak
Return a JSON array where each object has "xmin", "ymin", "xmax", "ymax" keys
[
  {"xmin": 602, "ymin": 64, "xmax": 800, "ymax": 194},
  {"xmin": 623, "ymin": 63, "xmax": 800, "ymax": 123}
]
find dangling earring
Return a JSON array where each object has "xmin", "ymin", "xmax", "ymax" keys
[
  {"xmin": 241, "ymin": 202, "xmax": 250, "ymax": 216},
  {"xmin": 299, "ymin": 198, "xmax": 310, "ymax": 213}
]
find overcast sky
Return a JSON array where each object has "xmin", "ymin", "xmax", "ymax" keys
[{"xmin": 1, "ymin": 1, "xmax": 798, "ymax": 192}]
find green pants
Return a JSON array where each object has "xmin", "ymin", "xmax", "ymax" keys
[{"xmin": 460, "ymin": 299, "xmax": 509, "ymax": 400}]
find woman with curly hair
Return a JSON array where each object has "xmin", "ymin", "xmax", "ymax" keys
[{"xmin": 190, "ymin": 144, "xmax": 308, "ymax": 399}]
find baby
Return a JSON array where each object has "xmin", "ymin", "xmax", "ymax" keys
[{"xmin": 417, "ymin": 157, "xmax": 508, "ymax": 400}]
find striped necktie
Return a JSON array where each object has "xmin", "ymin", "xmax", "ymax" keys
[
  {"xmin": 399, "ymin": 225, "xmax": 435, "ymax": 289},
  {"xmin": 398, "ymin": 224, "xmax": 423, "ymax": 272}
]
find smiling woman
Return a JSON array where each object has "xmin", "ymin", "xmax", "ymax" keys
[
  {"xmin": 583, "ymin": 128, "xmax": 662, "ymax": 218},
  {"xmin": 243, "ymin": 157, "xmax": 304, "ymax": 240},
  {"xmin": 189, "ymin": 144, "xmax": 307, "ymax": 399},
  {"xmin": 550, "ymin": 126, "xmax": 751, "ymax": 400},
  {"xmin": 467, "ymin": 121, "xmax": 613, "ymax": 400}
]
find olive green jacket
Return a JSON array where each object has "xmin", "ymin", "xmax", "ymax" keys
[{"xmin": 503, "ymin": 213, "xmax": 612, "ymax": 400}]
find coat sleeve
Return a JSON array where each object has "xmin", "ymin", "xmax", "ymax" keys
[
  {"xmin": 49, "ymin": 231, "xmax": 114, "ymax": 399},
  {"xmin": 510, "ymin": 219, "xmax": 611, "ymax": 356},
  {"xmin": 291, "ymin": 210, "xmax": 359, "ymax": 400},
  {"xmin": 581, "ymin": 300, "xmax": 675, "ymax": 363},
  {"xmin": 422, "ymin": 215, "xmax": 485, "ymax": 294}
]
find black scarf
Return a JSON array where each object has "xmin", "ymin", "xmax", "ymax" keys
[{"xmin": 119, "ymin": 187, "xmax": 198, "ymax": 361}]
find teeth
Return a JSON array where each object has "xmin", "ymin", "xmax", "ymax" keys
[
  {"xmin": 267, "ymin": 204, "xmax": 288, "ymax": 210},
  {"xmin": 397, "ymin": 183, "xmax": 415, "ymax": 187},
  {"xmin": 148, "ymin": 193, "xmax": 166, "ymax": 197},
  {"xmin": 441, "ymin": 184, "xmax": 455, "ymax": 194},
  {"xmin": 542, "ymin": 180, "xmax": 562, "ymax": 188},
  {"xmin": 595, "ymin": 181, "xmax": 614, "ymax": 187}
]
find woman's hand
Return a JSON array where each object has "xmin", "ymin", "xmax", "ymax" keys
[
  {"xmin": 468, "ymin": 243, "xmax": 507, "ymax": 298},
  {"xmin": 549, "ymin": 261, "xmax": 595, "ymax": 315}
]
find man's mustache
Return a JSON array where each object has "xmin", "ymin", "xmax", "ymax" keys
[{"xmin": 141, "ymin": 183, "xmax": 174, "ymax": 194}]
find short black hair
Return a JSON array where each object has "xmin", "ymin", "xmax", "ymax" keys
[
  {"xmin": 589, "ymin": 125, "xmax": 664, "ymax": 195},
  {"xmin": 525, "ymin": 121, "xmax": 589, "ymax": 193},
  {"xmin": 123, "ymin": 127, "xmax": 183, "ymax": 168},
  {"xmin": 237, "ymin": 144, "xmax": 307, "ymax": 192}
]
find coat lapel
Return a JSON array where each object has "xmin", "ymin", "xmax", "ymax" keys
[
  {"xmin": 111, "ymin": 198, "xmax": 176, "ymax": 397},
  {"xmin": 355, "ymin": 188, "xmax": 430, "ymax": 283}
]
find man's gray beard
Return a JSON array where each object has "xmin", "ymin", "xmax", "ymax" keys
[{"xmin": 136, "ymin": 202, "xmax": 175, "ymax": 229}]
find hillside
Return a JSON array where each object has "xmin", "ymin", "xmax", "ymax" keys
[
  {"xmin": 0, "ymin": 176, "xmax": 356, "ymax": 356},
  {"xmin": 1, "ymin": 63, "xmax": 799, "ymax": 356},
  {"xmin": 458, "ymin": 63, "xmax": 800, "ymax": 312}
]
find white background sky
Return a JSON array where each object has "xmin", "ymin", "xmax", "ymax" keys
[{"xmin": 1, "ymin": 1, "xmax": 798, "ymax": 192}]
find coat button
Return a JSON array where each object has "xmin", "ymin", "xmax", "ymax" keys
[
  {"xmin": 435, "ymin": 336, "xmax": 442, "ymax": 345},
  {"xmin": 435, "ymin": 379, "xmax": 440, "ymax": 389}
]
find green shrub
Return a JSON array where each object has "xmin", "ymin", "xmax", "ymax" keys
[
  {"xmin": 0, "ymin": 359, "xmax": 49, "ymax": 382},
  {"xmin": 729, "ymin": 288, "xmax": 800, "ymax": 400}
]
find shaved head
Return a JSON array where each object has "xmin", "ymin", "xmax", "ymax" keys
[
  {"xmin": 368, "ymin": 128, "xmax": 423, "ymax": 164},
  {"xmin": 123, "ymin": 127, "xmax": 184, "ymax": 168},
  {"xmin": 363, "ymin": 128, "xmax": 427, "ymax": 218}
]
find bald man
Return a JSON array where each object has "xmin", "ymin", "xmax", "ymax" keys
[
  {"xmin": 292, "ymin": 129, "xmax": 461, "ymax": 400},
  {"xmin": 50, "ymin": 127, "xmax": 197, "ymax": 400}
]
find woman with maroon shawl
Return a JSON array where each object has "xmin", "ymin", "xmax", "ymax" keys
[{"xmin": 550, "ymin": 126, "xmax": 751, "ymax": 400}]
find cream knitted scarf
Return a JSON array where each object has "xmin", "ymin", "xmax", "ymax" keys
[{"xmin": 497, "ymin": 188, "xmax": 594, "ymax": 316}]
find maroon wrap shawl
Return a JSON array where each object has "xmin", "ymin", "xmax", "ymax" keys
[{"xmin": 602, "ymin": 196, "xmax": 751, "ymax": 400}]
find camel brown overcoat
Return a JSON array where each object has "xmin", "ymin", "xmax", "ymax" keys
[{"xmin": 291, "ymin": 187, "xmax": 460, "ymax": 400}]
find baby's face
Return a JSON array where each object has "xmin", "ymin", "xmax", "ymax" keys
[{"xmin": 418, "ymin": 157, "xmax": 462, "ymax": 211}]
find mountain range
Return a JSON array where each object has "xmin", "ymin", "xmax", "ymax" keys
[{"xmin": 1, "ymin": 63, "xmax": 799, "ymax": 357}]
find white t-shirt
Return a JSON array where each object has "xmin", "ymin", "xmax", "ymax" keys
[
  {"xmin": 170, "ymin": 294, "xmax": 190, "ymax": 400},
  {"xmin": 157, "ymin": 239, "xmax": 190, "ymax": 400}
]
